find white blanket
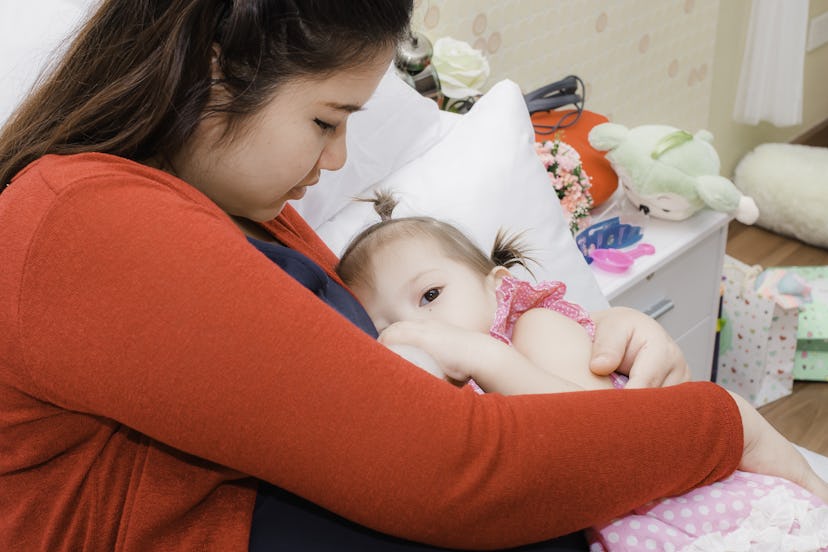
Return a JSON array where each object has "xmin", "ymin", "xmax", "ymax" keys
[{"xmin": 797, "ymin": 445, "xmax": 828, "ymax": 482}]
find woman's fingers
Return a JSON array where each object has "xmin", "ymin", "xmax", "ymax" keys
[{"xmin": 589, "ymin": 307, "xmax": 690, "ymax": 389}]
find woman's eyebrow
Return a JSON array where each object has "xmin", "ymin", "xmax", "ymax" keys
[{"xmin": 325, "ymin": 101, "xmax": 365, "ymax": 113}]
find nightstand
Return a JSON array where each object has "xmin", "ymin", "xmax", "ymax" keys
[{"xmin": 590, "ymin": 205, "xmax": 731, "ymax": 381}]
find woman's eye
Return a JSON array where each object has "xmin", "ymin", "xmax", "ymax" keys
[
  {"xmin": 314, "ymin": 118, "xmax": 337, "ymax": 134},
  {"xmin": 420, "ymin": 288, "xmax": 441, "ymax": 306}
]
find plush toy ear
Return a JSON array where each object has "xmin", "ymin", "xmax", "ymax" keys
[
  {"xmin": 694, "ymin": 129, "xmax": 715, "ymax": 144},
  {"xmin": 734, "ymin": 195, "xmax": 760, "ymax": 225},
  {"xmin": 695, "ymin": 175, "xmax": 760, "ymax": 224},
  {"xmin": 588, "ymin": 122, "xmax": 629, "ymax": 152}
]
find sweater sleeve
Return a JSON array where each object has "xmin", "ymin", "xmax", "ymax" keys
[{"xmin": 16, "ymin": 169, "xmax": 742, "ymax": 550}]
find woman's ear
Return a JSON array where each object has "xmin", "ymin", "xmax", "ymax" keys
[{"xmin": 485, "ymin": 266, "xmax": 511, "ymax": 293}]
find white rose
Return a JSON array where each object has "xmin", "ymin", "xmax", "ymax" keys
[{"xmin": 431, "ymin": 37, "xmax": 490, "ymax": 99}]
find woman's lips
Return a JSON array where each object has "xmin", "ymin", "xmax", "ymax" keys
[{"xmin": 289, "ymin": 178, "xmax": 318, "ymax": 200}]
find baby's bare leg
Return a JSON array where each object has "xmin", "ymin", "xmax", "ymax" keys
[{"xmin": 511, "ymin": 308, "xmax": 614, "ymax": 391}]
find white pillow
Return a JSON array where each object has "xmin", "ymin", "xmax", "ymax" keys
[
  {"xmin": 292, "ymin": 66, "xmax": 455, "ymax": 229},
  {"xmin": 314, "ymin": 80, "xmax": 609, "ymax": 312}
]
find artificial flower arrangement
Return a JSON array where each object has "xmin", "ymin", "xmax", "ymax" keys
[
  {"xmin": 534, "ymin": 138, "xmax": 594, "ymax": 234},
  {"xmin": 431, "ymin": 37, "xmax": 490, "ymax": 113}
]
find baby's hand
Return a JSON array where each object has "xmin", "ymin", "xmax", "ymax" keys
[
  {"xmin": 384, "ymin": 343, "xmax": 446, "ymax": 381},
  {"xmin": 378, "ymin": 320, "xmax": 497, "ymax": 383}
]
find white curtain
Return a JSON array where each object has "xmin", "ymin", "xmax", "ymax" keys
[{"xmin": 732, "ymin": 0, "xmax": 810, "ymax": 127}]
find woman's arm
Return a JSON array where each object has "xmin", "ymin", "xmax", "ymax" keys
[
  {"xmin": 10, "ymin": 163, "xmax": 744, "ymax": 549},
  {"xmin": 512, "ymin": 310, "xmax": 828, "ymax": 502}
]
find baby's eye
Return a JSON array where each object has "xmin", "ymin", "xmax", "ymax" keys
[{"xmin": 420, "ymin": 288, "xmax": 441, "ymax": 306}]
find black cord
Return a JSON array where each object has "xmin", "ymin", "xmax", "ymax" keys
[{"xmin": 530, "ymin": 75, "xmax": 586, "ymax": 136}]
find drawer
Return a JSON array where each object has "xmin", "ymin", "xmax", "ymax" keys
[
  {"xmin": 675, "ymin": 315, "xmax": 717, "ymax": 382},
  {"xmin": 608, "ymin": 231, "xmax": 723, "ymax": 339}
]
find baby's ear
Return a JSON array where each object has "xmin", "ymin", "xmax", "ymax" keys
[{"xmin": 486, "ymin": 266, "xmax": 512, "ymax": 291}]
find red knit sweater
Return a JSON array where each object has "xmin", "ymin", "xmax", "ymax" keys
[{"xmin": 0, "ymin": 153, "xmax": 742, "ymax": 551}]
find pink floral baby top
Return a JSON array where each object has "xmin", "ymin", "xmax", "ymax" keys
[
  {"xmin": 484, "ymin": 275, "xmax": 625, "ymax": 390},
  {"xmin": 489, "ymin": 275, "xmax": 595, "ymax": 344}
]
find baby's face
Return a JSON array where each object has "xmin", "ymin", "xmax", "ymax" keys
[{"xmin": 352, "ymin": 236, "xmax": 501, "ymax": 334}]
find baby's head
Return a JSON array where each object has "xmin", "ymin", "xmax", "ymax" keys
[{"xmin": 337, "ymin": 192, "xmax": 533, "ymax": 333}]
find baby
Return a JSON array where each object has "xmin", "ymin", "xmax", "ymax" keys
[{"xmin": 337, "ymin": 192, "xmax": 828, "ymax": 551}]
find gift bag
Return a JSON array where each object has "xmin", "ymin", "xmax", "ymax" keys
[
  {"xmin": 715, "ymin": 256, "xmax": 799, "ymax": 407},
  {"xmin": 757, "ymin": 265, "xmax": 828, "ymax": 381}
]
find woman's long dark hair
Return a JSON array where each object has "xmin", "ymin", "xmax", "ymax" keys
[{"xmin": 0, "ymin": 0, "xmax": 412, "ymax": 192}]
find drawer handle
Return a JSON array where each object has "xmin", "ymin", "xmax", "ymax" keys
[{"xmin": 643, "ymin": 298, "xmax": 674, "ymax": 320}]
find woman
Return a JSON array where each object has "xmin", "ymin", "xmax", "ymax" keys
[{"xmin": 0, "ymin": 1, "xmax": 763, "ymax": 550}]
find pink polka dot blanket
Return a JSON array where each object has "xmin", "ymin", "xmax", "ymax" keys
[{"xmin": 587, "ymin": 464, "xmax": 828, "ymax": 551}]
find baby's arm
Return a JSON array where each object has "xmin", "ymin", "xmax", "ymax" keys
[
  {"xmin": 510, "ymin": 308, "xmax": 614, "ymax": 392},
  {"xmin": 378, "ymin": 317, "xmax": 604, "ymax": 395}
]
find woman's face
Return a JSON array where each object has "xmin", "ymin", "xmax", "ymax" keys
[{"xmin": 172, "ymin": 51, "xmax": 393, "ymax": 222}]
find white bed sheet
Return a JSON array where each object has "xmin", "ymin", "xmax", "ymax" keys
[{"xmin": 797, "ymin": 445, "xmax": 828, "ymax": 482}]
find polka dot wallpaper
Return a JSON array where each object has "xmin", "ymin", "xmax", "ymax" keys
[{"xmin": 412, "ymin": 0, "xmax": 719, "ymax": 131}]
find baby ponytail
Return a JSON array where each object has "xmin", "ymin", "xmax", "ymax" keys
[
  {"xmin": 490, "ymin": 229, "xmax": 537, "ymax": 277},
  {"xmin": 356, "ymin": 188, "xmax": 398, "ymax": 221}
]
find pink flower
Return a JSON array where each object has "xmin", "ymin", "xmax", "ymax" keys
[{"xmin": 534, "ymin": 138, "xmax": 594, "ymax": 234}]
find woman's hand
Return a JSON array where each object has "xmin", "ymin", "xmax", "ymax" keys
[{"xmin": 589, "ymin": 307, "xmax": 690, "ymax": 389}]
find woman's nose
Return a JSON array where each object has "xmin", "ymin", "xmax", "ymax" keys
[{"xmin": 318, "ymin": 125, "xmax": 348, "ymax": 172}]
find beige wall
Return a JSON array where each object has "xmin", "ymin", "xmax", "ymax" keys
[{"xmin": 412, "ymin": 0, "xmax": 828, "ymax": 177}]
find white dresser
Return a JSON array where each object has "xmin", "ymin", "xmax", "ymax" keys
[{"xmin": 591, "ymin": 207, "xmax": 731, "ymax": 382}]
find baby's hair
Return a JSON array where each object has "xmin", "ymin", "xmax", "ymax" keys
[
  {"xmin": 337, "ymin": 190, "xmax": 536, "ymax": 290},
  {"xmin": 354, "ymin": 188, "xmax": 398, "ymax": 222},
  {"xmin": 491, "ymin": 228, "xmax": 536, "ymax": 274}
]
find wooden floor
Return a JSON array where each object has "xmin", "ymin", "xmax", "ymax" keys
[{"xmin": 726, "ymin": 221, "xmax": 828, "ymax": 456}]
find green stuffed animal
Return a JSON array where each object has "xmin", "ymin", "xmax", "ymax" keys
[{"xmin": 588, "ymin": 123, "xmax": 759, "ymax": 224}]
